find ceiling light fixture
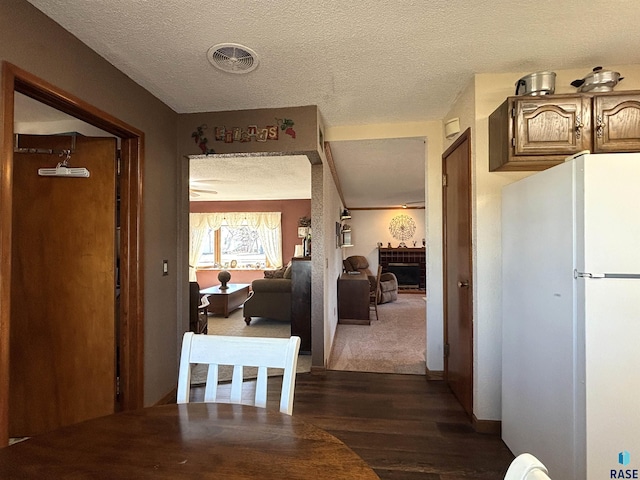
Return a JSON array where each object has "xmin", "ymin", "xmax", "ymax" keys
[{"xmin": 207, "ymin": 43, "xmax": 260, "ymax": 74}]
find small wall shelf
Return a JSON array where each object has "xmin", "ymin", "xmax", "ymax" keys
[
  {"xmin": 339, "ymin": 209, "xmax": 353, "ymax": 247},
  {"xmin": 341, "ymin": 228, "xmax": 352, "ymax": 247}
]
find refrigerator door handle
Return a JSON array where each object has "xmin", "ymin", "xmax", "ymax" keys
[
  {"xmin": 574, "ymin": 270, "xmax": 605, "ymax": 278},
  {"xmin": 574, "ymin": 269, "xmax": 640, "ymax": 279}
]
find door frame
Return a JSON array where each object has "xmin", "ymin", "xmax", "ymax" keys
[
  {"xmin": 0, "ymin": 62, "xmax": 145, "ymax": 445},
  {"xmin": 442, "ymin": 127, "xmax": 473, "ymax": 415}
]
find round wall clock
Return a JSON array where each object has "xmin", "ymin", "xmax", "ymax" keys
[{"xmin": 389, "ymin": 214, "xmax": 416, "ymax": 241}]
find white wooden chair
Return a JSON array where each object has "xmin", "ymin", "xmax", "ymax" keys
[
  {"xmin": 177, "ymin": 332, "xmax": 301, "ymax": 414},
  {"xmin": 504, "ymin": 453, "xmax": 551, "ymax": 480}
]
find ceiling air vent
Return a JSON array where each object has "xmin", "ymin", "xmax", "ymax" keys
[{"xmin": 207, "ymin": 43, "xmax": 259, "ymax": 74}]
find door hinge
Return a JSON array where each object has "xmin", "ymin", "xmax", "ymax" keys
[
  {"xmin": 511, "ymin": 107, "xmax": 516, "ymax": 118},
  {"xmin": 117, "ymin": 150, "xmax": 122, "ymax": 176},
  {"xmin": 511, "ymin": 137, "xmax": 516, "ymax": 147},
  {"xmin": 442, "ymin": 174, "xmax": 448, "ymax": 187},
  {"xmin": 116, "ymin": 375, "xmax": 120, "ymax": 396},
  {"xmin": 444, "ymin": 343, "xmax": 450, "ymax": 358}
]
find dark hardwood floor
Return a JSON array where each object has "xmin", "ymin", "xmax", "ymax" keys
[{"xmin": 191, "ymin": 370, "xmax": 514, "ymax": 479}]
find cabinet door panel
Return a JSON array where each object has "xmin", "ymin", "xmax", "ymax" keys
[
  {"xmin": 594, "ymin": 94, "xmax": 640, "ymax": 152},
  {"xmin": 515, "ymin": 96, "xmax": 590, "ymax": 155}
]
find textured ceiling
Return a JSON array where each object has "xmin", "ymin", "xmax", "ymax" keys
[
  {"xmin": 23, "ymin": 0, "xmax": 640, "ymax": 207},
  {"xmin": 25, "ymin": 0, "xmax": 640, "ymax": 125},
  {"xmin": 190, "ymin": 155, "xmax": 311, "ymax": 201},
  {"xmin": 331, "ymin": 138, "xmax": 425, "ymax": 208}
]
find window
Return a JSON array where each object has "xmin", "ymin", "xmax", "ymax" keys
[
  {"xmin": 198, "ymin": 220, "xmax": 267, "ymax": 268},
  {"xmin": 190, "ymin": 212, "xmax": 282, "ymax": 275}
]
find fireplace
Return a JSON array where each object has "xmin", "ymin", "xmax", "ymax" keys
[
  {"xmin": 387, "ymin": 262, "xmax": 420, "ymax": 289},
  {"xmin": 378, "ymin": 247, "xmax": 426, "ymax": 290}
]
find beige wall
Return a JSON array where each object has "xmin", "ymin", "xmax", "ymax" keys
[
  {"xmin": 321, "ymin": 161, "xmax": 343, "ymax": 366},
  {"xmin": 1, "ymin": 0, "xmax": 180, "ymax": 405}
]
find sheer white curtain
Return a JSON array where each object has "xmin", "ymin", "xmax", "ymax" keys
[
  {"xmin": 249, "ymin": 212, "xmax": 282, "ymax": 268},
  {"xmin": 189, "ymin": 213, "xmax": 224, "ymax": 281},
  {"xmin": 189, "ymin": 212, "xmax": 282, "ymax": 278}
]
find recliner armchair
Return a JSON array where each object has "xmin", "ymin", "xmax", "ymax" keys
[{"xmin": 343, "ymin": 255, "xmax": 398, "ymax": 304}]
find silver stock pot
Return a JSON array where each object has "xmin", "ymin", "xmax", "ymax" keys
[{"xmin": 515, "ymin": 71, "xmax": 556, "ymax": 96}]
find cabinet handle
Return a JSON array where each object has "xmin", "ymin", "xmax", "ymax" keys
[
  {"xmin": 457, "ymin": 281, "xmax": 469, "ymax": 288},
  {"xmin": 575, "ymin": 115, "xmax": 583, "ymax": 140},
  {"xmin": 596, "ymin": 114, "xmax": 605, "ymax": 138}
]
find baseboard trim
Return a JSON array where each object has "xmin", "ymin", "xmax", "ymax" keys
[
  {"xmin": 425, "ymin": 367, "xmax": 443, "ymax": 381},
  {"xmin": 155, "ymin": 388, "xmax": 177, "ymax": 406},
  {"xmin": 472, "ymin": 415, "xmax": 501, "ymax": 435}
]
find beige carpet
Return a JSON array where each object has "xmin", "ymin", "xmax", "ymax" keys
[
  {"xmin": 328, "ymin": 294, "xmax": 426, "ymax": 375},
  {"xmin": 190, "ymin": 308, "xmax": 312, "ymax": 385}
]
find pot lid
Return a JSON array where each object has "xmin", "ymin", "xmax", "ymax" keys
[{"xmin": 571, "ymin": 66, "xmax": 623, "ymax": 88}]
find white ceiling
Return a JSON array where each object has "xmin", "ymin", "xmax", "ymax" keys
[
  {"xmin": 23, "ymin": 0, "xmax": 640, "ymax": 207},
  {"xmin": 189, "ymin": 155, "xmax": 311, "ymax": 202}
]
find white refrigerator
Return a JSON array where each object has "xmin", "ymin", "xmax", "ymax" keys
[{"xmin": 501, "ymin": 153, "xmax": 640, "ymax": 480}]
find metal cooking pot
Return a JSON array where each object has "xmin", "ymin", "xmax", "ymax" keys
[
  {"xmin": 571, "ymin": 66, "xmax": 623, "ymax": 93},
  {"xmin": 515, "ymin": 71, "xmax": 556, "ymax": 96}
]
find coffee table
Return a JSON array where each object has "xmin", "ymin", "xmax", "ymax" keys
[{"xmin": 200, "ymin": 283, "xmax": 250, "ymax": 318}]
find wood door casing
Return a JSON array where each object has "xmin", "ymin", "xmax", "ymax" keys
[
  {"xmin": 442, "ymin": 129, "xmax": 473, "ymax": 417},
  {"xmin": 9, "ymin": 135, "xmax": 117, "ymax": 436}
]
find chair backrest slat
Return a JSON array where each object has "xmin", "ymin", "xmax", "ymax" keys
[
  {"xmin": 504, "ymin": 453, "xmax": 551, "ymax": 480},
  {"xmin": 177, "ymin": 332, "xmax": 301, "ymax": 415}
]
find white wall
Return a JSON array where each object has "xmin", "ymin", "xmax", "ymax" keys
[
  {"xmin": 444, "ymin": 63, "xmax": 640, "ymax": 421},
  {"xmin": 346, "ymin": 209, "xmax": 426, "ymax": 271},
  {"xmin": 321, "ymin": 162, "xmax": 344, "ymax": 366}
]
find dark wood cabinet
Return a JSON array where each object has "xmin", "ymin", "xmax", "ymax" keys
[
  {"xmin": 338, "ymin": 273, "xmax": 370, "ymax": 325},
  {"xmin": 489, "ymin": 91, "xmax": 640, "ymax": 171},
  {"xmin": 291, "ymin": 257, "xmax": 311, "ymax": 353}
]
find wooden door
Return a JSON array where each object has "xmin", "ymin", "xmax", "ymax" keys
[
  {"xmin": 514, "ymin": 95, "xmax": 591, "ymax": 155},
  {"xmin": 442, "ymin": 129, "xmax": 473, "ymax": 417},
  {"xmin": 593, "ymin": 92, "xmax": 640, "ymax": 152},
  {"xmin": 9, "ymin": 134, "xmax": 117, "ymax": 436}
]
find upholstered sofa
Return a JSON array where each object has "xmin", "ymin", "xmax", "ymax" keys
[
  {"xmin": 243, "ymin": 265, "xmax": 292, "ymax": 325},
  {"xmin": 343, "ymin": 255, "xmax": 398, "ymax": 304}
]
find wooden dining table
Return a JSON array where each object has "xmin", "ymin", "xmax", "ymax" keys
[{"xmin": 0, "ymin": 403, "xmax": 379, "ymax": 479}]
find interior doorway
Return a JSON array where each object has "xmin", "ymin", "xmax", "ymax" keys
[
  {"xmin": 0, "ymin": 62, "xmax": 145, "ymax": 446},
  {"xmin": 325, "ymin": 137, "xmax": 427, "ymax": 374}
]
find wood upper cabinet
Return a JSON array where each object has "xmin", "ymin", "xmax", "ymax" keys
[
  {"xmin": 514, "ymin": 95, "xmax": 590, "ymax": 155},
  {"xmin": 593, "ymin": 93, "xmax": 640, "ymax": 152},
  {"xmin": 489, "ymin": 90, "xmax": 640, "ymax": 171}
]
